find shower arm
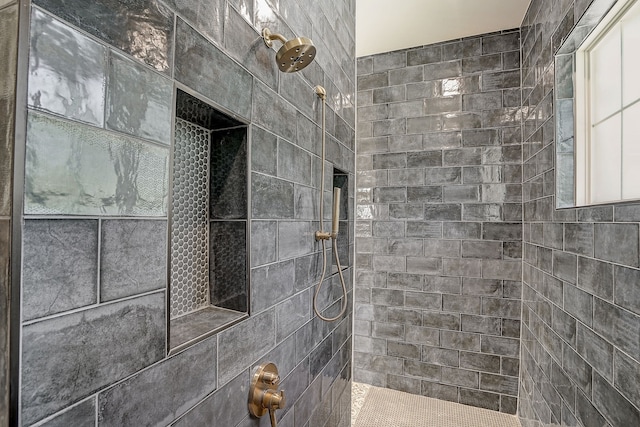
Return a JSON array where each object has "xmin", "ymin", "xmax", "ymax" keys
[{"xmin": 262, "ymin": 28, "xmax": 288, "ymax": 48}]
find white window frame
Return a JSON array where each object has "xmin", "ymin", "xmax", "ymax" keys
[{"xmin": 575, "ymin": 0, "xmax": 640, "ymax": 206}]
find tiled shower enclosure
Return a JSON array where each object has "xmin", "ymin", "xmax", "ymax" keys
[
  {"xmin": 355, "ymin": 30, "xmax": 524, "ymax": 413},
  {"xmin": 5, "ymin": 0, "xmax": 356, "ymax": 425}
]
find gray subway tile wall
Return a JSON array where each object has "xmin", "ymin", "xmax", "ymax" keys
[
  {"xmin": 356, "ymin": 30, "xmax": 523, "ymax": 414},
  {"xmin": 519, "ymin": 0, "xmax": 640, "ymax": 426},
  {"xmin": 15, "ymin": 0, "xmax": 355, "ymax": 426}
]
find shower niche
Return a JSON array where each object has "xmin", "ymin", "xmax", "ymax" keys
[
  {"xmin": 332, "ymin": 169, "xmax": 350, "ymax": 271},
  {"xmin": 168, "ymin": 89, "xmax": 249, "ymax": 353}
]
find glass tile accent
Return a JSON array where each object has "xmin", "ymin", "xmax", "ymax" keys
[
  {"xmin": 25, "ymin": 112, "xmax": 169, "ymax": 216},
  {"xmin": 170, "ymin": 118, "xmax": 210, "ymax": 318},
  {"xmin": 32, "ymin": 0, "xmax": 174, "ymax": 73},
  {"xmin": 0, "ymin": 4, "xmax": 18, "ymax": 216},
  {"xmin": 106, "ymin": 52, "xmax": 172, "ymax": 145},
  {"xmin": 28, "ymin": 9, "xmax": 107, "ymax": 126}
]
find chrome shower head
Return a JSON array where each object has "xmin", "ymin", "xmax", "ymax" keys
[{"xmin": 262, "ymin": 28, "xmax": 316, "ymax": 73}]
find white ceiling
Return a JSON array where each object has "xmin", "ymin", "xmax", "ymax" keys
[{"xmin": 356, "ymin": 0, "xmax": 532, "ymax": 57}]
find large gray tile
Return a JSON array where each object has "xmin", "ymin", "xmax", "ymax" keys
[
  {"xmin": 576, "ymin": 389, "xmax": 608, "ymax": 427},
  {"xmin": 171, "ymin": 369, "xmax": 249, "ymax": 427},
  {"xmin": 38, "ymin": 398, "xmax": 96, "ymax": 427},
  {"xmin": 106, "ymin": 52, "xmax": 172, "ymax": 144},
  {"xmin": 480, "ymin": 373, "xmax": 518, "ymax": 396},
  {"xmin": 564, "ymin": 223, "xmax": 593, "ymax": 257},
  {"xmin": 462, "ymin": 54, "xmax": 501, "ymax": 74},
  {"xmin": 592, "ymin": 371, "xmax": 640, "ymax": 427},
  {"xmin": 577, "ymin": 257, "xmax": 612, "ymax": 301},
  {"xmin": 100, "ymin": 219, "xmax": 166, "ymax": 302},
  {"xmin": 276, "ymin": 291, "xmax": 310, "ymax": 342},
  {"xmin": 483, "ymin": 31, "xmax": 520, "ymax": 54},
  {"xmin": 33, "ymin": 0, "xmax": 174, "ymax": 73},
  {"xmin": 28, "ymin": 9, "xmax": 106, "ymax": 126},
  {"xmin": 252, "ymin": 78, "xmax": 296, "ymax": 142},
  {"xmin": 175, "ymin": 18, "xmax": 252, "ymax": 119},
  {"xmin": 614, "ymin": 266, "xmax": 640, "ymax": 316},
  {"xmin": 251, "ymin": 260, "xmax": 295, "ymax": 313},
  {"xmin": 594, "ymin": 223, "xmax": 639, "ymax": 267},
  {"xmin": 165, "ymin": 0, "xmax": 224, "ymax": 45},
  {"xmin": 223, "ymin": 3, "xmax": 277, "ymax": 90},
  {"xmin": 593, "ymin": 298, "xmax": 640, "ymax": 361},
  {"xmin": 407, "ymin": 45, "xmax": 442, "ymax": 66},
  {"xmin": 251, "ymin": 173, "xmax": 294, "ymax": 219},
  {"xmin": 563, "ymin": 345, "xmax": 593, "ymax": 395},
  {"xmin": 218, "ymin": 309, "xmax": 275, "ymax": 385},
  {"xmin": 564, "ymin": 284, "xmax": 593, "ymax": 327},
  {"xmin": 251, "ymin": 220, "xmax": 277, "ymax": 267},
  {"xmin": 25, "ymin": 113, "xmax": 169, "ymax": 216},
  {"xmin": 278, "ymin": 221, "xmax": 314, "ymax": 260},
  {"xmin": 21, "ymin": 293, "xmax": 165, "ymax": 425},
  {"xmin": 576, "ymin": 324, "xmax": 612, "ymax": 381},
  {"xmin": 251, "ymin": 126, "xmax": 277, "ymax": 175},
  {"xmin": 99, "ymin": 335, "xmax": 217, "ymax": 427},
  {"xmin": 278, "ymin": 140, "xmax": 312, "ymax": 186},
  {"xmin": 614, "ymin": 350, "xmax": 640, "ymax": 410},
  {"xmin": 482, "ymin": 70, "xmax": 521, "ymax": 91},
  {"xmin": 459, "ymin": 351, "xmax": 500, "ymax": 374},
  {"xmin": 0, "ymin": 4, "xmax": 18, "ymax": 218},
  {"xmin": 22, "ymin": 219, "xmax": 98, "ymax": 321},
  {"xmin": 481, "ymin": 336, "xmax": 519, "ymax": 357},
  {"xmin": 553, "ymin": 251, "xmax": 577, "ymax": 284}
]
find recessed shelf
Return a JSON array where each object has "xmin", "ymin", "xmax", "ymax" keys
[
  {"xmin": 169, "ymin": 306, "xmax": 248, "ymax": 355},
  {"xmin": 168, "ymin": 88, "xmax": 249, "ymax": 353}
]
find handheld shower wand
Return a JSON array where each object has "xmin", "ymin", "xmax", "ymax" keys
[
  {"xmin": 332, "ymin": 187, "xmax": 340, "ymax": 238},
  {"xmin": 312, "ymin": 85, "xmax": 348, "ymax": 322}
]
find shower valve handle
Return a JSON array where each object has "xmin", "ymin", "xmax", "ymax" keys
[
  {"xmin": 249, "ymin": 363, "xmax": 286, "ymax": 427},
  {"xmin": 262, "ymin": 371, "xmax": 279, "ymax": 385},
  {"xmin": 264, "ymin": 389, "xmax": 286, "ymax": 410}
]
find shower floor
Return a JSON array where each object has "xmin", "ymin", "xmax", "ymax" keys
[{"xmin": 351, "ymin": 382, "xmax": 521, "ymax": 427}]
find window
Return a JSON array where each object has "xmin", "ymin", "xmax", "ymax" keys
[{"xmin": 575, "ymin": 0, "xmax": 640, "ymax": 205}]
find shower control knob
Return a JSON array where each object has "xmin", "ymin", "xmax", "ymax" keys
[
  {"xmin": 262, "ymin": 371, "xmax": 280, "ymax": 385},
  {"xmin": 264, "ymin": 389, "xmax": 286, "ymax": 410}
]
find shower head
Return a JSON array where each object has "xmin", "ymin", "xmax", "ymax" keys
[{"xmin": 262, "ymin": 28, "xmax": 316, "ymax": 73}]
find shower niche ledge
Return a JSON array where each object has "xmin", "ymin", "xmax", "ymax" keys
[{"xmin": 168, "ymin": 89, "xmax": 249, "ymax": 354}]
